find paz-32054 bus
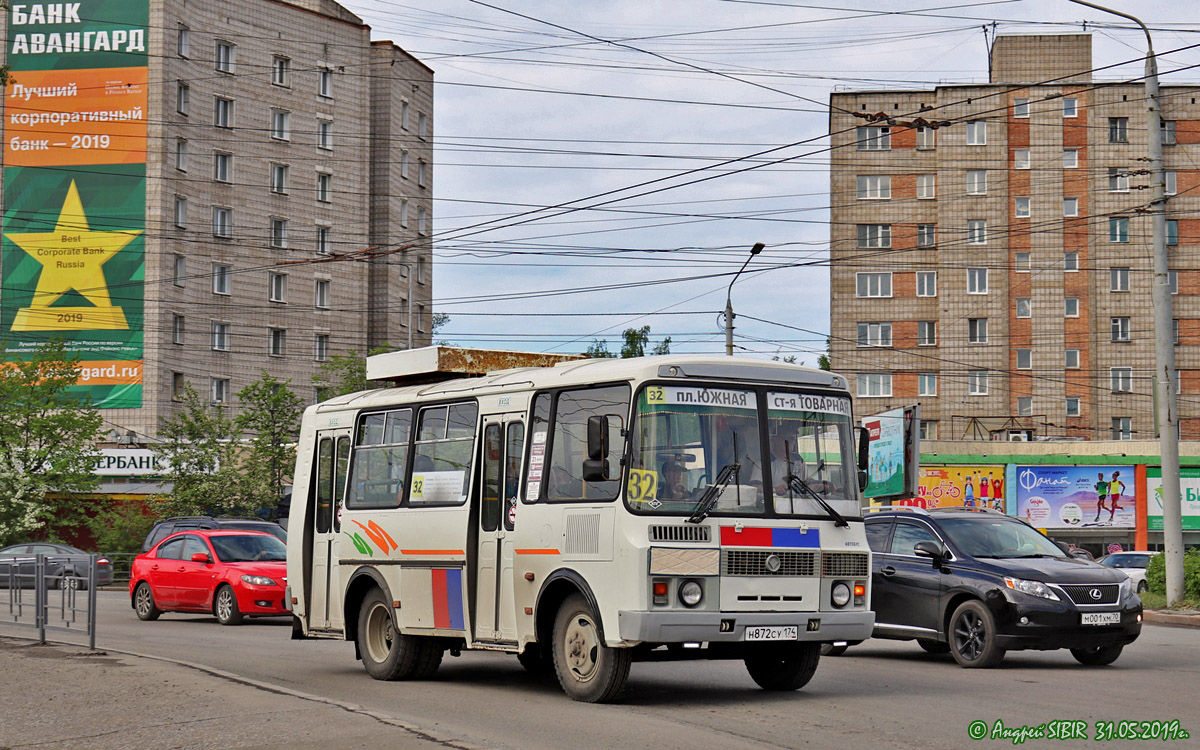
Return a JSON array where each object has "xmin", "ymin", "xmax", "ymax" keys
[{"xmin": 286, "ymin": 348, "xmax": 873, "ymax": 702}]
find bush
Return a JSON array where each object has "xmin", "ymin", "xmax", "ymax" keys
[
  {"xmin": 86, "ymin": 497, "xmax": 155, "ymax": 553},
  {"xmin": 1146, "ymin": 548, "xmax": 1200, "ymax": 599}
]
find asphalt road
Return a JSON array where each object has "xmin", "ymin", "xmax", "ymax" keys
[{"xmin": 15, "ymin": 591, "xmax": 1200, "ymax": 749}]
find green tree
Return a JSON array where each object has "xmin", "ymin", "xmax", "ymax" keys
[
  {"xmin": 817, "ymin": 338, "xmax": 832, "ymax": 371},
  {"xmin": 313, "ymin": 344, "xmax": 395, "ymax": 398},
  {"xmin": 238, "ymin": 372, "xmax": 304, "ymax": 509},
  {"xmin": 585, "ymin": 326, "xmax": 671, "ymax": 358},
  {"xmin": 0, "ymin": 340, "xmax": 103, "ymax": 545},
  {"xmin": 584, "ymin": 339, "xmax": 615, "ymax": 358}
]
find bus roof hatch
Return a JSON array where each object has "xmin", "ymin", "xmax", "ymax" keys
[{"xmin": 366, "ymin": 346, "xmax": 584, "ymax": 385}]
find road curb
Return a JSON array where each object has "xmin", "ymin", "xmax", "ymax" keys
[{"xmin": 1144, "ymin": 609, "xmax": 1200, "ymax": 628}]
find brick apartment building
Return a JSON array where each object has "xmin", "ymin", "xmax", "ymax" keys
[
  {"xmin": 1, "ymin": 0, "xmax": 434, "ymax": 441},
  {"xmin": 829, "ymin": 33, "xmax": 1200, "ymax": 442}
]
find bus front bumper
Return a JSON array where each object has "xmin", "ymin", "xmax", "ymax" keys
[{"xmin": 617, "ymin": 609, "xmax": 874, "ymax": 644}]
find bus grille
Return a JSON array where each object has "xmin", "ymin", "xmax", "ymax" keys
[
  {"xmin": 821, "ymin": 552, "xmax": 869, "ymax": 578},
  {"xmin": 648, "ymin": 525, "xmax": 711, "ymax": 543},
  {"xmin": 1059, "ymin": 583, "xmax": 1120, "ymax": 605},
  {"xmin": 723, "ymin": 550, "xmax": 816, "ymax": 576}
]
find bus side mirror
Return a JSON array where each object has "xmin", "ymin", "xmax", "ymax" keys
[
  {"xmin": 587, "ymin": 415, "xmax": 609, "ymax": 461},
  {"xmin": 855, "ymin": 426, "xmax": 870, "ymax": 471},
  {"xmin": 858, "ymin": 470, "xmax": 868, "ymax": 492}
]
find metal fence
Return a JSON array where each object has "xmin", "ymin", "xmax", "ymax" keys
[
  {"xmin": 102, "ymin": 552, "xmax": 138, "ymax": 586},
  {"xmin": 1, "ymin": 554, "xmax": 98, "ymax": 648}
]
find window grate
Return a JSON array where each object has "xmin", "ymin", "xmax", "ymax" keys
[
  {"xmin": 723, "ymin": 550, "xmax": 816, "ymax": 576},
  {"xmin": 822, "ymin": 552, "xmax": 869, "ymax": 577}
]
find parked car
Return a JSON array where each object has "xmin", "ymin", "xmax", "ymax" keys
[
  {"xmin": 859, "ymin": 507, "xmax": 1141, "ymax": 668},
  {"xmin": 0, "ymin": 543, "xmax": 113, "ymax": 589},
  {"xmin": 130, "ymin": 530, "xmax": 288, "ymax": 625},
  {"xmin": 142, "ymin": 516, "xmax": 286, "ymax": 552},
  {"xmin": 1097, "ymin": 551, "xmax": 1160, "ymax": 593}
]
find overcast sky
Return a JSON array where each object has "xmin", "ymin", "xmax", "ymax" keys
[{"xmin": 339, "ymin": 0, "xmax": 1200, "ymax": 364}]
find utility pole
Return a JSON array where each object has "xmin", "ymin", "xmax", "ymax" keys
[
  {"xmin": 725, "ymin": 242, "xmax": 764, "ymax": 356},
  {"xmin": 1070, "ymin": 1, "xmax": 1183, "ymax": 603}
]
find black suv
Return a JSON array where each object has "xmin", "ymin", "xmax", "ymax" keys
[
  {"xmin": 142, "ymin": 516, "xmax": 286, "ymax": 552},
  {"xmin": 861, "ymin": 507, "xmax": 1141, "ymax": 668}
]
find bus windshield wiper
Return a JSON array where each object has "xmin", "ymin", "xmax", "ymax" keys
[
  {"xmin": 786, "ymin": 474, "xmax": 848, "ymax": 528},
  {"xmin": 687, "ymin": 462, "xmax": 740, "ymax": 524}
]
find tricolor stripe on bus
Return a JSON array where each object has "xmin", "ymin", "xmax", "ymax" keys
[
  {"xmin": 719, "ymin": 526, "xmax": 820, "ymax": 548},
  {"xmin": 431, "ymin": 568, "xmax": 465, "ymax": 630}
]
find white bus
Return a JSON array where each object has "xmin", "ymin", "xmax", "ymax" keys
[{"xmin": 286, "ymin": 348, "xmax": 873, "ymax": 702}]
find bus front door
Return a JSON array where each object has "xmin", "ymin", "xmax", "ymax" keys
[
  {"xmin": 305, "ymin": 429, "xmax": 350, "ymax": 632},
  {"xmin": 475, "ymin": 415, "xmax": 525, "ymax": 642}
]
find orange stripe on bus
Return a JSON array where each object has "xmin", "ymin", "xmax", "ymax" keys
[
  {"xmin": 400, "ymin": 549, "xmax": 464, "ymax": 556},
  {"xmin": 515, "ymin": 549, "xmax": 560, "ymax": 555}
]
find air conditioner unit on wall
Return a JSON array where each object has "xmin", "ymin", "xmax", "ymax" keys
[{"xmin": 1007, "ymin": 431, "xmax": 1029, "ymax": 441}]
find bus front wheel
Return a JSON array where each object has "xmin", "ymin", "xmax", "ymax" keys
[
  {"xmin": 358, "ymin": 588, "xmax": 442, "ymax": 680},
  {"xmin": 551, "ymin": 594, "xmax": 630, "ymax": 702},
  {"xmin": 744, "ymin": 643, "xmax": 821, "ymax": 691}
]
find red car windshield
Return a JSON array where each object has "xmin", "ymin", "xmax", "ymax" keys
[{"xmin": 209, "ymin": 534, "xmax": 286, "ymax": 563}]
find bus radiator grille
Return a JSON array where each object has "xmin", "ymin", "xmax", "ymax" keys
[
  {"xmin": 821, "ymin": 552, "xmax": 869, "ymax": 577},
  {"xmin": 723, "ymin": 550, "xmax": 816, "ymax": 576},
  {"xmin": 648, "ymin": 525, "xmax": 712, "ymax": 543}
]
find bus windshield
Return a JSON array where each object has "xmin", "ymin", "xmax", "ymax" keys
[{"xmin": 627, "ymin": 385, "xmax": 859, "ymax": 519}]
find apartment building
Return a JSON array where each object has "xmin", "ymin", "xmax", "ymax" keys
[
  {"xmin": 829, "ymin": 34, "xmax": 1200, "ymax": 442},
  {"xmin": 1, "ymin": 0, "xmax": 434, "ymax": 440}
]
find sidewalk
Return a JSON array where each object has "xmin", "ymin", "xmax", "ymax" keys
[
  {"xmin": 0, "ymin": 637, "xmax": 473, "ymax": 750},
  {"xmin": 1144, "ymin": 608, "xmax": 1200, "ymax": 628}
]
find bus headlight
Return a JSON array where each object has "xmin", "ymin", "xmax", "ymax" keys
[
  {"xmin": 831, "ymin": 582, "xmax": 851, "ymax": 608},
  {"xmin": 678, "ymin": 579, "xmax": 703, "ymax": 608}
]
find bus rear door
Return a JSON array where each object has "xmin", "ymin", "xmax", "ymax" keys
[
  {"xmin": 305, "ymin": 428, "xmax": 350, "ymax": 632},
  {"xmin": 475, "ymin": 415, "xmax": 525, "ymax": 642}
]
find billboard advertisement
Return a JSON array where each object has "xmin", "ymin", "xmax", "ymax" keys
[
  {"xmin": 1146, "ymin": 468, "xmax": 1200, "ymax": 531},
  {"xmin": 1015, "ymin": 465, "xmax": 1135, "ymax": 529},
  {"xmin": 863, "ymin": 407, "xmax": 904, "ymax": 499},
  {"xmin": 916, "ymin": 466, "xmax": 1006, "ymax": 512},
  {"xmin": 2, "ymin": 0, "xmax": 148, "ymax": 407}
]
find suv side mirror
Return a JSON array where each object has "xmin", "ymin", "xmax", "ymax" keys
[
  {"xmin": 1055, "ymin": 541, "xmax": 1071, "ymax": 556},
  {"xmin": 855, "ymin": 426, "xmax": 870, "ymax": 471},
  {"xmin": 913, "ymin": 540, "xmax": 945, "ymax": 563},
  {"xmin": 191, "ymin": 552, "xmax": 212, "ymax": 564}
]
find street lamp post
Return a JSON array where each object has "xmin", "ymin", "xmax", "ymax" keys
[{"xmin": 725, "ymin": 242, "xmax": 765, "ymax": 356}]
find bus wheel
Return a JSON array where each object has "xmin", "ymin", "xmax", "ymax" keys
[
  {"xmin": 552, "ymin": 594, "xmax": 630, "ymax": 702},
  {"xmin": 745, "ymin": 643, "xmax": 821, "ymax": 691},
  {"xmin": 358, "ymin": 588, "xmax": 432, "ymax": 680}
]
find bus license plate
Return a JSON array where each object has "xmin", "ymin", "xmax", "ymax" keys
[
  {"xmin": 1081, "ymin": 612, "xmax": 1121, "ymax": 626},
  {"xmin": 744, "ymin": 625, "xmax": 798, "ymax": 641}
]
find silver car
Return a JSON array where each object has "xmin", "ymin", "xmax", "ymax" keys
[{"xmin": 1096, "ymin": 551, "xmax": 1159, "ymax": 594}]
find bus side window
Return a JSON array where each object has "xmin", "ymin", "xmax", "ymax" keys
[
  {"xmin": 481, "ymin": 424, "xmax": 502, "ymax": 532},
  {"xmin": 346, "ymin": 408, "xmax": 412, "ymax": 510},
  {"xmin": 504, "ymin": 422, "xmax": 524, "ymax": 530},
  {"xmin": 333, "ymin": 436, "xmax": 350, "ymax": 531},
  {"xmin": 545, "ymin": 384, "xmax": 630, "ymax": 502},
  {"xmin": 315, "ymin": 438, "xmax": 333, "ymax": 533},
  {"xmin": 411, "ymin": 402, "xmax": 479, "ymax": 506},
  {"xmin": 524, "ymin": 393, "xmax": 552, "ymax": 503}
]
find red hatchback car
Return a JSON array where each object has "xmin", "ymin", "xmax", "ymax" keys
[{"xmin": 130, "ymin": 530, "xmax": 288, "ymax": 625}]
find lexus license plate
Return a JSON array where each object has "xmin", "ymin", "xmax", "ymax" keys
[
  {"xmin": 743, "ymin": 625, "xmax": 799, "ymax": 641},
  {"xmin": 1081, "ymin": 612, "xmax": 1121, "ymax": 626}
]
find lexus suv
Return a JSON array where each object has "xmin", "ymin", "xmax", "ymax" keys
[{"xmin": 860, "ymin": 507, "xmax": 1141, "ymax": 668}]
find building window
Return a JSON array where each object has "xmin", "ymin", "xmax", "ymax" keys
[
  {"xmin": 173, "ymin": 254, "xmax": 186, "ymax": 287},
  {"xmin": 1064, "ymin": 251, "xmax": 1079, "ymax": 272},
  {"xmin": 1167, "ymin": 220, "xmax": 1178, "ymax": 247},
  {"xmin": 213, "ymin": 151, "xmax": 231, "ymax": 182},
  {"xmin": 271, "ymin": 164, "xmax": 288, "ymax": 194},
  {"xmin": 400, "ymin": 199, "xmax": 409, "ymax": 228},
  {"xmin": 418, "ymin": 207, "xmax": 428, "ymax": 235},
  {"xmin": 1109, "ymin": 117, "xmax": 1129, "ymax": 143},
  {"xmin": 418, "ymin": 256, "xmax": 427, "ymax": 283},
  {"xmin": 1065, "ymin": 297, "xmax": 1079, "ymax": 317},
  {"xmin": 916, "ymin": 127, "xmax": 935, "ymax": 150},
  {"xmin": 212, "ymin": 207, "xmax": 231, "ymax": 238},
  {"xmin": 315, "ymin": 279, "xmax": 330, "ymax": 309},
  {"xmin": 315, "ymin": 334, "xmax": 329, "ymax": 362},
  {"xmin": 1015, "ymin": 197, "xmax": 1030, "ymax": 218},
  {"xmin": 1016, "ymin": 298, "xmax": 1031, "ymax": 318},
  {"xmin": 271, "ymin": 218, "xmax": 288, "ymax": 248},
  {"xmin": 1162, "ymin": 120, "xmax": 1176, "ymax": 146},
  {"xmin": 418, "ymin": 159, "xmax": 428, "ymax": 187},
  {"xmin": 317, "ymin": 173, "xmax": 331, "ymax": 202},
  {"xmin": 856, "ymin": 224, "xmax": 891, "ymax": 248},
  {"xmin": 917, "ymin": 224, "xmax": 936, "ymax": 247},
  {"xmin": 1014, "ymin": 148, "xmax": 1030, "ymax": 169},
  {"xmin": 918, "ymin": 321, "xmax": 936, "ymax": 346},
  {"xmin": 1173, "ymin": 318, "xmax": 1180, "ymax": 345},
  {"xmin": 968, "ymin": 371, "xmax": 989, "ymax": 395},
  {"xmin": 271, "ymin": 110, "xmax": 291, "ymax": 141},
  {"xmin": 1065, "ymin": 349, "xmax": 1080, "ymax": 369},
  {"xmin": 966, "ymin": 169, "xmax": 987, "ymax": 195},
  {"xmin": 172, "ymin": 372, "xmax": 186, "ymax": 400},
  {"xmin": 1063, "ymin": 97, "xmax": 1077, "ymax": 117},
  {"xmin": 1015, "ymin": 252, "xmax": 1031, "ymax": 272},
  {"xmin": 916, "ymin": 271, "xmax": 937, "ymax": 297},
  {"xmin": 1109, "ymin": 217, "xmax": 1129, "ymax": 243},
  {"xmin": 856, "ymin": 322, "xmax": 892, "ymax": 347},
  {"xmin": 316, "ymin": 226, "xmax": 331, "ymax": 255},
  {"xmin": 211, "ymin": 378, "xmax": 230, "ymax": 404},
  {"xmin": 916, "ymin": 174, "xmax": 935, "ymax": 199},
  {"xmin": 418, "ymin": 112, "xmax": 428, "ymax": 138},
  {"xmin": 1063, "ymin": 149, "xmax": 1078, "ymax": 168},
  {"xmin": 965, "ymin": 120, "xmax": 986, "ymax": 145},
  {"xmin": 856, "ymin": 175, "xmax": 891, "ymax": 199},
  {"xmin": 401, "ymin": 151, "xmax": 410, "ymax": 179},
  {"xmin": 1165, "ymin": 170, "xmax": 1176, "ymax": 195},
  {"xmin": 1112, "ymin": 417, "xmax": 1132, "ymax": 440},
  {"xmin": 1111, "ymin": 316, "xmax": 1131, "ymax": 342},
  {"xmin": 318, "ymin": 68, "xmax": 332, "ymax": 98},
  {"xmin": 855, "ymin": 272, "xmax": 892, "ymax": 298},
  {"xmin": 1013, "ymin": 98, "xmax": 1029, "ymax": 118},
  {"xmin": 918, "ymin": 373, "xmax": 937, "ymax": 396},
  {"xmin": 212, "ymin": 264, "xmax": 230, "ymax": 295},
  {"xmin": 177, "ymin": 25, "xmax": 190, "ymax": 57},
  {"xmin": 1017, "ymin": 396, "xmax": 1032, "ymax": 416},
  {"xmin": 967, "ymin": 219, "xmax": 986, "ymax": 244},
  {"xmin": 856, "ymin": 126, "xmax": 890, "ymax": 150},
  {"xmin": 1169, "ymin": 269, "xmax": 1178, "ymax": 294},
  {"xmin": 172, "ymin": 314, "xmax": 185, "ymax": 345},
  {"xmin": 270, "ymin": 328, "xmax": 287, "ymax": 356},
  {"xmin": 968, "ymin": 318, "xmax": 988, "ymax": 344},
  {"xmin": 269, "ymin": 273, "xmax": 287, "ymax": 303},
  {"xmin": 272, "ymin": 56, "xmax": 290, "ymax": 87},
  {"xmin": 1063, "ymin": 197, "xmax": 1078, "ymax": 217},
  {"xmin": 1108, "ymin": 167, "xmax": 1129, "ymax": 192},
  {"xmin": 967, "ymin": 267, "xmax": 988, "ymax": 294},
  {"xmin": 1111, "ymin": 367, "xmax": 1133, "ymax": 393},
  {"xmin": 318, "ymin": 120, "xmax": 333, "ymax": 151},
  {"xmin": 857, "ymin": 373, "xmax": 892, "ymax": 397},
  {"xmin": 401, "ymin": 100, "xmax": 410, "ymax": 130},
  {"xmin": 174, "ymin": 196, "xmax": 187, "ymax": 228},
  {"xmin": 1110, "ymin": 267, "xmax": 1130, "ymax": 292},
  {"xmin": 211, "ymin": 322, "xmax": 230, "ymax": 351},
  {"xmin": 1017, "ymin": 349, "xmax": 1032, "ymax": 370},
  {"xmin": 1066, "ymin": 398, "xmax": 1081, "ymax": 417},
  {"xmin": 215, "ymin": 41, "xmax": 234, "ymax": 73},
  {"xmin": 176, "ymin": 81, "xmax": 189, "ymax": 115},
  {"xmin": 175, "ymin": 138, "xmax": 188, "ymax": 171}
]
